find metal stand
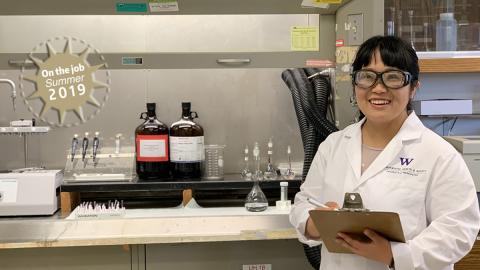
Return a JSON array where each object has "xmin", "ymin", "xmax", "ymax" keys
[
  {"xmin": 23, "ymin": 134, "xmax": 27, "ymax": 167},
  {"xmin": 0, "ymin": 126, "xmax": 50, "ymax": 168}
]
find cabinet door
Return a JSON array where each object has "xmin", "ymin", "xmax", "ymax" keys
[
  {"xmin": 0, "ymin": 246, "xmax": 132, "ymax": 270},
  {"xmin": 455, "ymin": 239, "xmax": 480, "ymax": 270},
  {"xmin": 145, "ymin": 240, "xmax": 311, "ymax": 270}
]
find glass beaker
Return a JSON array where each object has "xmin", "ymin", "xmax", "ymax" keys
[
  {"xmin": 203, "ymin": 145, "xmax": 225, "ymax": 180},
  {"xmin": 245, "ymin": 180, "xmax": 268, "ymax": 212}
]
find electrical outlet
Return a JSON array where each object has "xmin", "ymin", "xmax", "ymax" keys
[{"xmin": 347, "ymin": 14, "xmax": 364, "ymax": 46}]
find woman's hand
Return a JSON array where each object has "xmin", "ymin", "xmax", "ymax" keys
[
  {"xmin": 336, "ymin": 229, "xmax": 393, "ymax": 266},
  {"xmin": 305, "ymin": 201, "xmax": 339, "ymax": 240}
]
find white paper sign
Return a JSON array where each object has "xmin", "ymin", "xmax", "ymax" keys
[
  {"xmin": 0, "ymin": 179, "xmax": 18, "ymax": 203},
  {"xmin": 149, "ymin": 0, "xmax": 179, "ymax": 12},
  {"xmin": 242, "ymin": 264, "xmax": 272, "ymax": 270}
]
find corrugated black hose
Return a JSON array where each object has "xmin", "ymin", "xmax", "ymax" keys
[{"xmin": 281, "ymin": 68, "xmax": 338, "ymax": 270}]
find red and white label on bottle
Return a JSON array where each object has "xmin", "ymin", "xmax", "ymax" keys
[{"xmin": 136, "ymin": 135, "xmax": 169, "ymax": 162}]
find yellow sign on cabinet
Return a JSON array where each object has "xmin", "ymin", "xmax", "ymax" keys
[{"xmin": 291, "ymin": 26, "xmax": 319, "ymax": 51}]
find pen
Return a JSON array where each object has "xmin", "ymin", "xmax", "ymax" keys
[{"xmin": 307, "ymin": 198, "xmax": 339, "ymax": 211}]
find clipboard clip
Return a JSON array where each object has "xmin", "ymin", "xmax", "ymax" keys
[{"xmin": 340, "ymin": 193, "xmax": 370, "ymax": 212}]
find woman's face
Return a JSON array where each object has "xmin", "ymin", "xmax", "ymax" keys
[{"xmin": 355, "ymin": 50, "xmax": 416, "ymax": 126}]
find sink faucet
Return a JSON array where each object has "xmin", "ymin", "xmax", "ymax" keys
[{"xmin": 0, "ymin": 79, "xmax": 16, "ymax": 111}]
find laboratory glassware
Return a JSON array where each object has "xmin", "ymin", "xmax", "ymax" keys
[
  {"xmin": 282, "ymin": 145, "xmax": 295, "ymax": 180},
  {"xmin": 408, "ymin": 9, "xmax": 415, "ymax": 50},
  {"xmin": 203, "ymin": 144, "xmax": 225, "ymax": 180},
  {"xmin": 280, "ymin": 181, "xmax": 288, "ymax": 201},
  {"xmin": 245, "ymin": 179, "xmax": 268, "ymax": 212},
  {"xmin": 436, "ymin": 12, "xmax": 457, "ymax": 51},
  {"xmin": 252, "ymin": 142, "xmax": 264, "ymax": 180},
  {"xmin": 241, "ymin": 145, "xmax": 252, "ymax": 180},
  {"xmin": 423, "ymin": 22, "xmax": 430, "ymax": 51},
  {"xmin": 170, "ymin": 102, "xmax": 204, "ymax": 179},
  {"xmin": 387, "ymin": 7, "xmax": 395, "ymax": 36},
  {"xmin": 264, "ymin": 138, "xmax": 277, "ymax": 180},
  {"xmin": 135, "ymin": 102, "xmax": 170, "ymax": 180}
]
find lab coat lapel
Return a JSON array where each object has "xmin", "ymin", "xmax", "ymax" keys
[
  {"xmin": 344, "ymin": 120, "xmax": 364, "ymax": 182},
  {"xmin": 354, "ymin": 112, "xmax": 423, "ymax": 189}
]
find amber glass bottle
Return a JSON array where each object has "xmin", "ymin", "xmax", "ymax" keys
[
  {"xmin": 135, "ymin": 103, "xmax": 170, "ymax": 180},
  {"xmin": 170, "ymin": 102, "xmax": 204, "ymax": 179}
]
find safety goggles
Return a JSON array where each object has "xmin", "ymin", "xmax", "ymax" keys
[{"xmin": 352, "ymin": 69, "xmax": 412, "ymax": 89}]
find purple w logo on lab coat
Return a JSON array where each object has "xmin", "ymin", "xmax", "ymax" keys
[{"xmin": 400, "ymin": 157, "xmax": 414, "ymax": 166}]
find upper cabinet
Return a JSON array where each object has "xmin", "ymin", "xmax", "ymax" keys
[
  {"xmin": 384, "ymin": 0, "xmax": 480, "ymax": 73},
  {"xmin": 0, "ymin": 0, "xmax": 354, "ymax": 70},
  {"xmin": 0, "ymin": 15, "xmax": 321, "ymax": 53}
]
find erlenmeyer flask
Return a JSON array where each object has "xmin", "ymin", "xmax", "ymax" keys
[{"xmin": 245, "ymin": 180, "xmax": 268, "ymax": 212}]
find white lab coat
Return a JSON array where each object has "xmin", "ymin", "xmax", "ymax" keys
[{"xmin": 290, "ymin": 112, "xmax": 480, "ymax": 270}]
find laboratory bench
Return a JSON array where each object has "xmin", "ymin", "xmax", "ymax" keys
[
  {"xmin": 0, "ymin": 198, "xmax": 478, "ymax": 269},
  {"xmin": 0, "ymin": 205, "xmax": 312, "ymax": 270},
  {"xmin": 0, "ymin": 176, "xmax": 310, "ymax": 270}
]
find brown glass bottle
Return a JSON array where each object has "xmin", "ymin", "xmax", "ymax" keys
[
  {"xmin": 135, "ymin": 103, "xmax": 170, "ymax": 180},
  {"xmin": 170, "ymin": 102, "xmax": 204, "ymax": 179}
]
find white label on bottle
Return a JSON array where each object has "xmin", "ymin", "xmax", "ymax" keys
[
  {"xmin": 170, "ymin": 136, "xmax": 204, "ymax": 162},
  {"xmin": 140, "ymin": 140, "xmax": 166, "ymax": 157},
  {"xmin": 0, "ymin": 179, "xmax": 18, "ymax": 203}
]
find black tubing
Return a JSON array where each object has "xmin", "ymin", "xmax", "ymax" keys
[
  {"xmin": 303, "ymin": 244, "xmax": 321, "ymax": 270},
  {"xmin": 282, "ymin": 68, "xmax": 339, "ymax": 270}
]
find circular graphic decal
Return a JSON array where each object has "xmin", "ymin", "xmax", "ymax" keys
[{"xmin": 20, "ymin": 36, "xmax": 111, "ymax": 127}]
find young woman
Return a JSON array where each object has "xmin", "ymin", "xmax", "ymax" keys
[{"xmin": 290, "ymin": 35, "xmax": 480, "ymax": 270}]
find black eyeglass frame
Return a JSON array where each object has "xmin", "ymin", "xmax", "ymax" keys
[{"xmin": 351, "ymin": 69, "xmax": 413, "ymax": 89}]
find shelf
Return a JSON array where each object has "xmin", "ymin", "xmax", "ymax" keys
[
  {"xmin": 0, "ymin": 0, "xmax": 351, "ymax": 15},
  {"xmin": 420, "ymin": 114, "xmax": 480, "ymax": 118},
  {"xmin": 61, "ymin": 175, "xmax": 302, "ymax": 209},
  {"xmin": 61, "ymin": 175, "xmax": 302, "ymax": 192},
  {"xmin": 0, "ymin": 126, "xmax": 50, "ymax": 134},
  {"xmin": 419, "ymin": 58, "xmax": 480, "ymax": 73}
]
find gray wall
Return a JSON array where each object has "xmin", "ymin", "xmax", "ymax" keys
[
  {"xmin": 334, "ymin": 0, "xmax": 385, "ymax": 128},
  {"xmin": 0, "ymin": 68, "xmax": 306, "ymax": 173}
]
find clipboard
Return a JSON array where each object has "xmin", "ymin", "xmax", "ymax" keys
[{"xmin": 308, "ymin": 209, "xmax": 406, "ymax": 254}]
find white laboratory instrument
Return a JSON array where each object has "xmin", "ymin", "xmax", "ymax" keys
[
  {"xmin": 0, "ymin": 170, "xmax": 62, "ymax": 216},
  {"xmin": 444, "ymin": 136, "xmax": 480, "ymax": 191}
]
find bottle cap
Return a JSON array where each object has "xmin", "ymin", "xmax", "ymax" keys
[
  {"xmin": 182, "ymin": 102, "xmax": 191, "ymax": 111},
  {"xmin": 440, "ymin": 12, "xmax": 454, "ymax": 20},
  {"xmin": 146, "ymin": 103, "xmax": 156, "ymax": 117},
  {"xmin": 147, "ymin": 102, "xmax": 156, "ymax": 111},
  {"xmin": 182, "ymin": 102, "xmax": 191, "ymax": 117},
  {"xmin": 280, "ymin": 181, "xmax": 289, "ymax": 187}
]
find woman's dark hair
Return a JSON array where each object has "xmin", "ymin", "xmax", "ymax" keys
[{"xmin": 352, "ymin": 35, "xmax": 419, "ymax": 116}]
